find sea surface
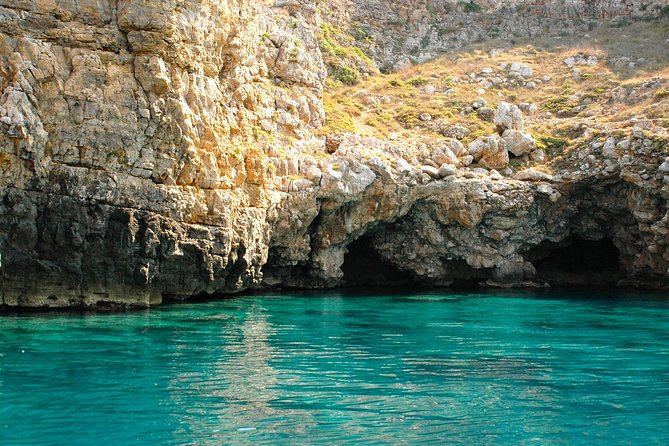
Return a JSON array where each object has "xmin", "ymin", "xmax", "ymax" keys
[{"xmin": 1, "ymin": 290, "xmax": 669, "ymax": 445}]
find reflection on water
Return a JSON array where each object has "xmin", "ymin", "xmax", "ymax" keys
[{"xmin": 1, "ymin": 290, "xmax": 669, "ymax": 445}]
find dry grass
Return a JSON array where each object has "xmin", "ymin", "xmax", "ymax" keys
[{"xmin": 321, "ymin": 19, "xmax": 669, "ymax": 163}]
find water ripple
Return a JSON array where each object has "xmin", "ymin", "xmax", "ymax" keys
[{"xmin": 1, "ymin": 290, "xmax": 669, "ymax": 444}]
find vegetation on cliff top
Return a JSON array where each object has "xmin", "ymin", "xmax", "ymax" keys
[
  {"xmin": 317, "ymin": 22, "xmax": 378, "ymax": 87},
  {"xmin": 320, "ymin": 19, "xmax": 669, "ymax": 170}
]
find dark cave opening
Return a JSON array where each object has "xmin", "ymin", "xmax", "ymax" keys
[
  {"xmin": 443, "ymin": 260, "xmax": 494, "ymax": 289},
  {"xmin": 527, "ymin": 237, "xmax": 622, "ymax": 286},
  {"xmin": 341, "ymin": 235, "xmax": 417, "ymax": 288}
]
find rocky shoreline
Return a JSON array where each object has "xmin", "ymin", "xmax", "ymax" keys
[
  {"xmin": 2, "ymin": 119, "xmax": 666, "ymax": 309},
  {"xmin": 0, "ymin": 0, "xmax": 667, "ymax": 308}
]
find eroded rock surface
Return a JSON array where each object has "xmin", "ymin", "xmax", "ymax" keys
[{"xmin": 0, "ymin": 0, "xmax": 327, "ymax": 307}]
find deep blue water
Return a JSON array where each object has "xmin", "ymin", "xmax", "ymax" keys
[{"xmin": 1, "ymin": 290, "xmax": 669, "ymax": 445}]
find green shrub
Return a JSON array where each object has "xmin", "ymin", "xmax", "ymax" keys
[
  {"xmin": 407, "ymin": 76, "xmax": 427, "ymax": 87},
  {"xmin": 660, "ymin": 5, "xmax": 669, "ymax": 18},
  {"xmin": 561, "ymin": 81, "xmax": 575, "ymax": 95},
  {"xmin": 459, "ymin": 2, "xmax": 482, "ymax": 13},
  {"xmin": 395, "ymin": 106, "xmax": 421, "ymax": 128},
  {"xmin": 322, "ymin": 98, "xmax": 356, "ymax": 133},
  {"xmin": 537, "ymin": 136, "xmax": 567, "ymax": 157},
  {"xmin": 421, "ymin": 34, "xmax": 431, "ymax": 48},
  {"xmin": 611, "ymin": 18, "xmax": 631, "ymax": 28},
  {"xmin": 317, "ymin": 21, "xmax": 377, "ymax": 84},
  {"xmin": 655, "ymin": 89, "xmax": 669, "ymax": 99},
  {"xmin": 543, "ymin": 96, "xmax": 570, "ymax": 113},
  {"xmin": 509, "ymin": 157, "xmax": 526, "ymax": 170},
  {"xmin": 352, "ymin": 25, "xmax": 373, "ymax": 42},
  {"xmin": 333, "ymin": 66, "xmax": 359, "ymax": 85}
]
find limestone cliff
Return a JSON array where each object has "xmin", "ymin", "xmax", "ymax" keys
[
  {"xmin": 0, "ymin": 0, "xmax": 667, "ymax": 308},
  {"xmin": 0, "ymin": 0, "xmax": 327, "ymax": 306}
]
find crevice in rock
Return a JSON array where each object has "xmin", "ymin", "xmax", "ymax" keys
[
  {"xmin": 341, "ymin": 234, "xmax": 416, "ymax": 287},
  {"xmin": 526, "ymin": 237, "xmax": 622, "ymax": 287},
  {"xmin": 258, "ymin": 202, "xmax": 328, "ymax": 289},
  {"xmin": 261, "ymin": 248, "xmax": 313, "ymax": 289}
]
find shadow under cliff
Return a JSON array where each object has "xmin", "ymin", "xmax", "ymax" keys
[
  {"xmin": 526, "ymin": 237, "xmax": 622, "ymax": 287},
  {"xmin": 340, "ymin": 235, "xmax": 418, "ymax": 288}
]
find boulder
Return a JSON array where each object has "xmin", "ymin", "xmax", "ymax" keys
[
  {"xmin": 461, "ymin": 155, "xmax": 474, "ymax": 166},
  {"xmin": 530, "ymin": 149, "xmax": 546, "ymax": 162},
  {"xmin": 423, "ymin": 84, "xmax": 436, "ymax": 94},
  {"xmin": 519, "ymin": 102, "xmax": 538, "ymax": 114},
  {"xmin": 441, "ymin": 125, "xmax": 470, "ymax": 140},
  {"xmin": 421, "ymin": 165, "xmax": 440, "ymax": 178},
  {"xmin": 469, "ymin": 134, "xmax": 509, "ymax": 170},
  {"xmin": 503, "ymin": 130, "xmax": 536, "ymax": 156},
  {"xmin": 438, "ymin": 164, "xmax": 457, "ymax": 177},
  {"xmin": 494, "ymin": 102, "xmax": 524, "ymax": 133},
  {"xmin": 659, "ymin": 157, "xmax": 669, "ymax": 173},
  {"xmin": 444, "ymin": 138, "xmax": 467, "ymax": 157},
  {"xmin": 509, "ymin": 62, "xmax": 533, "ymax": 78},
  {"xmin": 472, "ymin": 98, "xmax": 487, "ymax": 109},
  {"xmin": 326, "ymin": 134, "xmax": 344, "ymax": 154},
  {"xmin": 468, "ymin": 137, "xmax": 487, "ymax": 160},
  {"xmin": 602, "ymin": 137, "xmax": 617, "ymax": 157},
  {"xmin": 513, "ymin": 169, "xmax": 554, "ymax": 181},
  {"xmin": 432, "ymin": 147, "xmax": 459, "ymax": 166}
]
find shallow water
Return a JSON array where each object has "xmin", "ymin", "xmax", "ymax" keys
[{"xmin": 1, "ymin": 290, "xmax": 669, "ymax": 445}]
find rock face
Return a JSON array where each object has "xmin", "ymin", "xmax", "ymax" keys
[
  {"xmin": 0, "ymin": 0, "xmax": 327, "ymax": 307},
  {"xmin": 0, "ymin": 0, "xmax": 668, "ymax": 309}
]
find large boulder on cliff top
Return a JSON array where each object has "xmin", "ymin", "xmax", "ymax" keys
[
  {"xmin": 494, "ymin": 102, "xmax": 524, "ymax": 133},
  {"xmin": 468, "ymin": 134, "xmax": 509, "ymax": 170},
  {"xmin": 503, "ymin": 130, "xmax": 536, "ymax": 157}
]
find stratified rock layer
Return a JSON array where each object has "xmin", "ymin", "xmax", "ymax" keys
[{"xmin": 0, "ymin": 0, "xmax": 668, "ymax": 308}]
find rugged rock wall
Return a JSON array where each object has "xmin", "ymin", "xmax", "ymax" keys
[
  {"xmin": 0, "ymin": 0, "xmax": 327, "ymax": 306},
  {"xmin": 0, "ymin": 0, "xmax": 667, "ymax": 308},
  {"xmin": 262, "ymin": 131, "xmax": 669, "ymax": 291}
]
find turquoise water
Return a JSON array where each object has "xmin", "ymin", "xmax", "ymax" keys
[{"xmin": 1, "ymin": 290, "xmax": 669, "ymax": 445}]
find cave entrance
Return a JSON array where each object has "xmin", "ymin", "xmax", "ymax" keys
[
  {"xmin": 442, "ymin": 259, "xmax": 494, "ymax": 289},
  {"xmin": 341, "ymin": 235, "xmax": 416, "ymax": 288},
  {"xmin": 527, "ymin": 237, "xmax": 622, "ymax": 287}
]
